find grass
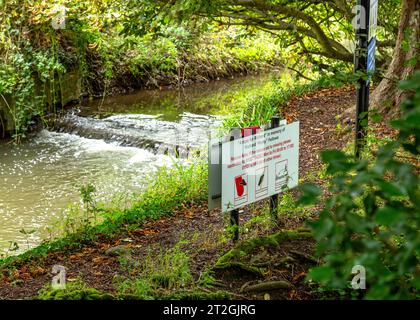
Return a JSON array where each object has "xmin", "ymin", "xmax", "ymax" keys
[
  {"xmin": 111, "ymin": 240, "xmax": 233, "ymax": 300},
  {"xmin": 114, "ymin": 241, "xmax": 194, "ymax": 299}
]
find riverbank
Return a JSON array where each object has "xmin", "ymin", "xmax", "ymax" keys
[
  {"xmin": 0, "ymin": 85, "xmax": 358, "ymax": 300},
  {"xmin": 0, "ymin": 0, "xmax": 285, "ymax": 140}
]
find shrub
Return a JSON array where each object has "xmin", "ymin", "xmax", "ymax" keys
[{"xmin": 301, "ymin": 72, "xmax": 420, "ymax": 299}]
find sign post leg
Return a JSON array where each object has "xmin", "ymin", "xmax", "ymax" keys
[
  {"xmin": 229, "ymin": 129, "xmax": 241, "ymax": 242},
  {"xmin": 269, "ymin": 116, "xmax": 280, "ymax": 220},
  {"xmin": 230, "ymin": 209, "xmax": 239, "ymax": 242},
  {"xmin": 355, "ymin": 80, "xmax": 369, "ymax": 158}
]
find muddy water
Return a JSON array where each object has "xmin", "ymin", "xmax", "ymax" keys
[{"xmin": 0, "ymin": 74, "xmax": 274, "ymax": 254}]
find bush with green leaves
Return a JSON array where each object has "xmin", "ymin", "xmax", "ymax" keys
[{"xmin": 301, "ymin": 71, "xmax": 420, "ymax": 299}]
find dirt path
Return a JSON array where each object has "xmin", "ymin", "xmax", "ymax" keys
[
  {"xmin": 284, "ymin": 86, "xmax": 355, "ymax": 176},
  {"xmin": 0, "ymin": 86, "xmax": 355, "ymax": 300}
]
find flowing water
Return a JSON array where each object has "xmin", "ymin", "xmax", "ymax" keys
[{"xmin": 0, "ymin": 74, "xmax": 274, "ymax": 254}]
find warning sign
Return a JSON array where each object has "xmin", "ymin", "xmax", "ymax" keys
[{"xmin": 221, "ymin": 122, "xmax": 299, "ymax": 212}]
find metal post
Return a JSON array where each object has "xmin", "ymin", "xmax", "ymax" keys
[
  {"xmin": 354, "ymin": 0, "xmax": 370, "ymax": 158},
  {"xmin": 230, "ymin": 209, "xmax": 239, "ymax": 242},
  {"xmin": 269, "ymin": 116, "xmax": 280, "ymax": 219},
  {"xmin": 355, "ymin": 81, "xmax": 369, "ymax": 158},
  {"xmin": 229, "ymin": 129, "xmax": 240, "ymax": 242}
]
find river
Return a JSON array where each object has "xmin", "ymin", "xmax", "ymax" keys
[{"xmin": 0, "ymin": 74, "xmax": 275, "ymax": 255}]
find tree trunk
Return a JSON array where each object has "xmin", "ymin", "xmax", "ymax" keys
[{"xmin": 371, "ymin": 0, "xmax": 420, "ymax": 117}]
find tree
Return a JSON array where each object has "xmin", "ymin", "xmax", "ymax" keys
[
  {"xmin": 370, "ymin": 0, "xmax": 420, "ymax": 115},
  {"xmin": 123, "ymin": 0, "xmax": 415, "ymax": 115}
]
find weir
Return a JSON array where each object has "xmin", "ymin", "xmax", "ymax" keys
[{"xmin": 53, "ymin": 112, "xmax": 220, "ymax": 157}]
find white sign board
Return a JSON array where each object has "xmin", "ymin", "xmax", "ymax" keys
[
  {"xmin": 368, "ymin": 0, "xmax": 378, "ymax": 41},
  {"xmin": 208, "ymin": 121, "xmax": 287, "ymax": 211},
  {"xmin": 208, "ymin": 138, "xmax": 223, "ymax": 211},
  {"xmin": 221, "ymin": 122, "xmax": 299, "ymax": 212},
  {"xmin": 208, "ymin": 128, "xmax": 242, "ymax": 211}
]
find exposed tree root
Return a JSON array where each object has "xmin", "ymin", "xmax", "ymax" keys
[
  {"xmin": 215, "ymin": 229, "xmax": 312, "ymax": 269},
  {"xmin": 251, "ymin": 256, "xmax": 296, "ymax": 268},
  {"xmin": 289, "ymin": 249, "xmax": 319, "ymax": 264},
  {"xmin": 241, "ymin": 280, "xmax": 293, "ymax": 293},
  {"xmin": 213, "ymin": 262, "xmax": 265, "ymax": 276}
]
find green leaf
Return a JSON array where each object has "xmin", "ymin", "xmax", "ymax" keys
[
  {"xmin": 358, "ymin": 111, "xmax": 368, "ymax": 119},
  {"xmin": 363, "ymin": 193, "xmax": 376, "ymax": 214},
  {"xmin": 405, "ymin": 112, "xmax": 420, "ymax": 127},
  {"xmin": 345, "ymin": 213, "xmax": 367, "ymax": 233},
  {"xmin": 309, "ymin": 211, "xmax": 334, "ymax": 239},
  {"xmin": 377, "ymin": 181, "xmax": 406, "ymax": 198},
  {"xmin": 352, "ymin": 171, "xmax": 372, "ymax": 185},
  {"xmin": 321, "ymin": 150, "xmax": 355, "ymax": 174},
  {"xmin": 375, "ymin": 207, "xmax": 403, "ymax": 226},
  {"xmin": 298, "ymin": 183, "xmax": 322, "ymax": 205},
  {"xmin": 370, "ymin": 110, "xmax": 382, "ymax": 123},
  {"xmin": 365, "ymin": 284, "xmax": 391, "ymax": 300},
  {"xmin": 411, "ymin": 277, "xmax": 420, "ymax": 290},
  {"xmin": 321, "ymin": 150, "xmax": 347, "ymax": 163},
  {"xmin": 399, "ymin": 72, "xmax": 420, "ymax": 90},
  {"xmin": 308, "ymin": 266, "xmax": 335, "ymax": 284}
]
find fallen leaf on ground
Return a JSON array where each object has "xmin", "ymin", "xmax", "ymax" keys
[
  {"xmin": 92, "ymin": 256, "xmax": 105, "ymax": 264},
  {"xmin": 292, "ymin": 272, "xmax": 307, "ymax": 283}
]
